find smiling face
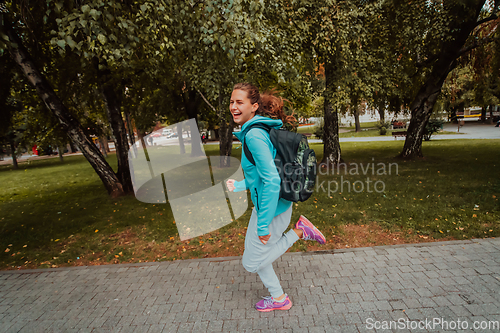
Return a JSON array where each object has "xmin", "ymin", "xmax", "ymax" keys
[{"xmin": 230, "ymin": 89, "xmax": 259, "ymax": 125}]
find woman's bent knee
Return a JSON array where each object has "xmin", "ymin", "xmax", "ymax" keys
[{"xmin": 242, "ymin": 253, "xmax": 259, "ymax": 273}]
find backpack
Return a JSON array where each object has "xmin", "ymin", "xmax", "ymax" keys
[{"xmin": 243, "ymin": 123, "xmax": 317, "ymax": 202}]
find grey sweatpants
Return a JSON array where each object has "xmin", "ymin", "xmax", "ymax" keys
[{"xmin": 241, "ymin": 205, "xmax": 300, "ymax": 298}]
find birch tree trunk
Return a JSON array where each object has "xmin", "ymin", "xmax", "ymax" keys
[
  {"xmin": 4, "ymin": 14, "xmax": 124, "ymax": 197},
  {"xmin": 99, "ymin": 76, "xmax": 133, "ymax": 193}
]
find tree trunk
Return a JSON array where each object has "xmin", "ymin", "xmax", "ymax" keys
[
  {"xmin": 320, "ymin": 62, "xmax": 343, "ymax": 167},
  {"xmin": 177, "ymin": 123, "xmax": 186, "ymax": 154},
  {"xmin": 400, "ymin": 80, "xmax": 443, "ymax": 158},
  {"xmin": 9, "ymin": 137, "xmax": 18, "ymax": 170},
  {"xmin": 124, "ymin": 109, "xmax": 136, "ymax": 148},
  {"xmin": 219, "ymin": 118, "xmax": 234, "ymax": 168},
  {"xmin": 450, "ymin": 105, "xmax": 458, "ymax": 123},
  {"xmin": 57, "ymin": 144, "xmax": 64, "ymax": 162},
  {"xmin": 137, "ymin": 128, "xmax": 146, "ymax": 145},
  {"xmin": 99, "ymin": 78, "xmax": 133, "ymax": 193},
  {"xmin": 481, "ymin": 106, "xmax": 487, "ymax": 123},
  {"xmin": 99, "ymin": 137, "xmax": 107, "ymax": 158},
  {"xmin": 68, "ymin": 141, "xmax": 77, "ymax": 153},
  {"xmin": 354, "ymin": 106, "xmax": 361, "ymax": 132},
  {"xmin": 4, "ymin": 16, "xmax": 124, "ymax": 197},
  {"xmin": 218, "ymin": 93, "xmax": 233, "ymax": 168},
  {"xmin": 399, "ymin": 0, "xmax": 485, "ymax": 159},
  {"xmin": 183, "ymin": 89, "xmax": 204, "ymax": 157},
  {"xmin": 489, "ymin": 105, "xmax": 494, "ymax": 124},
  {"xmin": 377, "ymin": 100, "xmax": 385, "ymax": 123},
  {"xmin": 102, "ymin": 135, "xmax": 110, "ymax": 153}
]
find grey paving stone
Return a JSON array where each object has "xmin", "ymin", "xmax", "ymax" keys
[
  {"xmin": 207, "ymin": 319, "xmax": 223, "ymax": 332},
  {"xmin": 1, "ymin": 239, "xmax": 499, "ymax": 332}
]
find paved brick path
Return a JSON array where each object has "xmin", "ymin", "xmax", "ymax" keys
[{"xmin": 1, "ymin": 239, "xmax": 499, "ymax": 333}]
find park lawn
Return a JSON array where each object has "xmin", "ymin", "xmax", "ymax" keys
[
  {"xmin": 339, "ymin": 129, "xmax": 461, "ymax": 138},
  {"xmin": 341, "ymin": 121, "xmax": 380, "ymax": 130},
  {"xmin": 299, "ymin": 126, "xmax": 461, "ymax": 139},
  {"xmin": 0, "ymin": 139, "xmax": 499, "ymax": 270}
]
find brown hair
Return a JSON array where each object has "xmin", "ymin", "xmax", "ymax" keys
[{"xmin": 233, "ymin": 82, "xmax": 297, "ymax": 127}]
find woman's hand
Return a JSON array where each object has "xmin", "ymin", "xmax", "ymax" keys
[
  {"xmin": 259, "ymin": 234, "xmax": 271, "ymax": 245},
  {"xmin": 226, "ymin": 179, "xmax": 236, "ymax": 192}
]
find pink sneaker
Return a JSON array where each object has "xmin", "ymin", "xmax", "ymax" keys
[
  {"xmin": 295, "ymin": 215, "xmax": 326, "ymax": 244},
  {"xmin": 255, "ymin": 295, "xmax": 292, "ymax": 312}
]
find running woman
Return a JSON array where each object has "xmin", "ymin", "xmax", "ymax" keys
[{"xmin": 226, "ymin": 82, "xmax": 326, "ymax": 312}]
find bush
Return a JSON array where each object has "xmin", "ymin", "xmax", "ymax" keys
[
  {"xmin": 376, "ymin": 121, "xmax": 391, "ymax": 135},
  {"xmin": 313, "ymin": 122, "xmax": 324, "ymax": 141},
  {"xmin": 423, "ymin": 119, "xmax": 445, "ymax": 141}
]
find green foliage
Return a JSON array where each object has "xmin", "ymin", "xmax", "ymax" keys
[
  {"xmin": 375, "ymin": 120, "xmax": 391, "ymax": 135},
  {"xmin": 313, "ymin": 121, "xmax": 324, "ymax": 141},
  {"xmin": 2, "ymin": 0, "xmax": 498, "ymax": 162},
  {"xmin": 423, "ymin": 119, "xmax": 445, "ymax": 141}
]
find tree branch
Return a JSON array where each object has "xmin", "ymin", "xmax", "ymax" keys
[
  {"xmin": 197, "ymin": 89, "xmax": 217, "ymax": 113},
  {"xmin": 416, "ymin": 53, "xmax": 439, "ymax": 68},
  {"xmin": 475, "ymin": 1, "xmax": 499, "ymax": 28},
  {"xmin": 458, "ymin": 25, "xmax": 499, "ymax": 57},
  {"xmin": 475, "ymin": 14, "xmax": 498, "ymax": 28}
]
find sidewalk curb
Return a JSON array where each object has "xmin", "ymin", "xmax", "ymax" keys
[{"xmin": 1, "ymin": 238, "xmax": 495, "ymax": 275}]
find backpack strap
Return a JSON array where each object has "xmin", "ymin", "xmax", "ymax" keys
[{"xmin": 242, "ymin": 123, "xmax": 271, "ymax": 166}]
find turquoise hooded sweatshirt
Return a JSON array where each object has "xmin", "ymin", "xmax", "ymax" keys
[{"xmin": 232, "ymin": 115, "xmax": 293, "ymax": 236}]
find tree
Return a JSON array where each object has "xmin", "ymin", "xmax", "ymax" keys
[
  {"xmin": 288, "ymin": 0, "xmax": 346, "ymax": 167},
  {"xmin": 288, "ymin": 0, "xmax": 384, "ymax": 166},
  {"xmin": 1, "ymin": 5, "xmax": 126, "ymax": 196},
  {"xmin": 48, "ymin": 1, "xmax": 172, "ymax": 192},
  {"xmin": 377, "ymin": 0, "xmax": 499, "ymax": 158},
  {"xmin": 470, "ymin": 21, "xmax": 500, "ymax": 122},
  {"xmin": 161, "ymin": 0, "xmax": 310, "ymax": 166},
  {"xmin": 0, "ymin": 53, "xmax": 18, "ymax": 168}
]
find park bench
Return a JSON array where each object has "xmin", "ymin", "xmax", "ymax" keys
[
  {"xmin": 392, "ymin": 121, "xmax": 406, "ymax": 129},
  {"xmin": 393, "ymin": 131, "xmax": 407, "ymax": 139}
]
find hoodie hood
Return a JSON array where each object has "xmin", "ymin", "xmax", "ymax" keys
[{"xmin": 233, "ymin": 115, "xmax": 283, "ymax": 141}]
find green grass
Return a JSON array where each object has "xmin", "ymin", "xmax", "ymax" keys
[
  {"xmin": 339, "ymin": 129, "xmax": 461, "ymax": 138},
  {"xmin": 291, "ymin": 140, "xmax": 500, "ymax": 245},
  {"xmin": 296, "ymin": 125, "xmax": 316, "ymax": 135},
  {"xmin": 340, "ymin": 129, "xmax": 380, "ymax": 137},
  {"xmin": 340, "ymin": 121, "xmax": 379, "ymax": 130},
  {"xmin": 1, "ymin": 140, "xmax": 499, "ymax": 269},
  {"xmin": 298, "ymin": 125, "xmax": 460, "ymax": 139}
]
